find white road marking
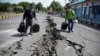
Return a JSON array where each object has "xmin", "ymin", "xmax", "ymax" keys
[{"xmin": 0, "ymin": 29, "xmax": 18, "ymax": 35}]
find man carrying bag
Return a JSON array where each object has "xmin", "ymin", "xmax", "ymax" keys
[
  {"xmin": 65, "ymin": 4, "xmax": 76, "ymax": 33},
  {"xmin": 22, "ymin": 4, "xmax": 37, "ymax": 35}
]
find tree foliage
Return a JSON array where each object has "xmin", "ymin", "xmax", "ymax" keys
[
  {"xmin": 36, "ymin": 2, "xmax": 43, "ymax": 11},
  {"xmin": 0, "ymin": 2, "xmax": 47, "ymax": 12},
  {"xmin": 0, "ymin": 2, "xmax": 13, "ymax": 12},
  {"xmin": 18, "ymin": 2, "xmax": 30, "ymax": 10},
  {"xmin": 42, "ymin": 7, "xmax": 47, "ymax": 12},
  {"xmin": 49, "ymin": 1, "xmax": 62, "ymax": 11},
  {"xmin": 14, "ymin": 5, "xmax": 24, "ymax": 13}
]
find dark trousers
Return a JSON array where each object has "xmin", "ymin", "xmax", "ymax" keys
[
  {"xmin": 25, "ymin": 18, "xmax": 33, "ymax": 33},
  {"xmin": 68, "ymin": 19, "xmax": 74, "ymax": 31}
]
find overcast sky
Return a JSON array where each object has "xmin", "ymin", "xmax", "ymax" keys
[{"xmin": 0, "ymin": 0, "xmax": 69, "ymax": 7}]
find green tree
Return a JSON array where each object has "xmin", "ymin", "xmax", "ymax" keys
[
  {"xmin": 0, "ymin": 2, "xmax": 3, "ymax": 11},
  {"xmin": 42, "ymin": 7, "xmax": 47, "ymax": 12},
  {"xmin": 18, "ymin": 2, "xmax": 30, "ymax": 10},
  {"xmin": 15, "ymin": 6, "xmax": 24, "ymax": 12},
  {"xmin": 36, "ymin": 2, "xmax": 43, "ymax": 11},
  {"xmin": 49, "ymin": 1, "xmax": 62, "ymax": 11},
  {"xmin": 12, "ymin": 4, "xmax": 17, "ymax": 7},
  {"xmin": 0, "ymin": 2, "xmax": 13, "ymax": 12},
  {"xmin": 12, "ymin": 4, "xmax": 17, "ymax": 12}
]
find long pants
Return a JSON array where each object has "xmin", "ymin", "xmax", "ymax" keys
[
  {"xmin": 25, "ymin": 18, "xmax": 33, "ymax": 33},
  {"xmin": 68, "ymin": 19, "xmax": 74, "ymax": 31}
]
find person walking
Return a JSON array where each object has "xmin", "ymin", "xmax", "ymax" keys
[
  {"xmin": 22, "ymin": 4, "xmax": 37, "ymax": 35},
  {"xmin": 65, "ymin": 5, "xmax": 76, "ymax": 33}
]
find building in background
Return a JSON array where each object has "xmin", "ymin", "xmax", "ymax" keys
[{"xmin": 69, "ymin": 0, "xmax": 100, "ymax": 25}]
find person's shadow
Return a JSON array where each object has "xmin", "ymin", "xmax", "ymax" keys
[
  {"xmin": 11, "ymin": 33, "xmax": 27, "ymax": 37},
  {"xmin": 58, "ymin": 29, "xmax": 68, "ymax": 33}
]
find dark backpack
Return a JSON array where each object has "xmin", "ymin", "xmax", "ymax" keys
[
  {"xmin": 18, "ymin": 22, "xmax": 26, "ymax": 33},
  {"xmin": 32, "ymin": 23, "xmax": 40, "ymax": 33}
]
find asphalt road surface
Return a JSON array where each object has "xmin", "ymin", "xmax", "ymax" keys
[{"xmin": 0, "ymin": 13, "xmax": 100, "ymax": 56}]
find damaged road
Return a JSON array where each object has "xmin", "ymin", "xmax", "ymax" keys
[{"xmin": 0, "ymin": 13, "xmax": 100, "ymax": 56}]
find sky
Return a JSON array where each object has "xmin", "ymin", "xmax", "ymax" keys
[{"xmin": 0, "ymin": 0, "xmax": 69, "ymax": 7}]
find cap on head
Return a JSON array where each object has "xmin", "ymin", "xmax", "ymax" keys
[{"xmin": 65, "ymin": 3, "xmax": 71, "ymax": 9}]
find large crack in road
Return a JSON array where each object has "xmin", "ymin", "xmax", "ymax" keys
[{"xmin": 27, "ymin": 16, "xmax": 87, "ymax": 56}]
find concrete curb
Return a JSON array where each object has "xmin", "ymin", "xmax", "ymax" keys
[
  {"xmin": 0, "ymin": 14, "xmax": 23, "ymax": 19},
  {"xmin": 78, "ymin": 19, "xmax": 100, "ymax": 27}
]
